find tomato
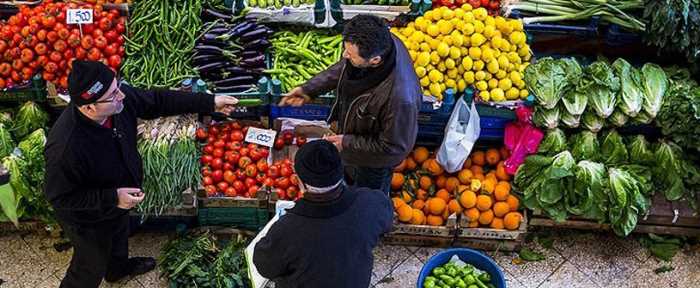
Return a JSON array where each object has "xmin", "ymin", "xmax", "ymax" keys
[
  {"xmin": 275, "ymin": 188, "xmax": 286, "ymax": 200},
  {"xmin": 34, "ymin": 43, "xmax": 47, "ymax": 56},
  {"xmin": 468, "ymin": 0, "xmax": 480, "ymax": 7},
  {"xmin": 104, "ymin": 44, "xmax": 118, "ymax": 56},
  {"xmin": 115, "ymin": 22, "xmax": 126, "ymax": 34},
  {"xmin": 64, "ymin": 49, "xmax": 74, "ymax": 61},
  {"xmin": 235, "ymin": 169, "xmax": 246, "ymax": 181},
  {"xmin": 80, "ymin": 35, "xmax": 94, "ymax": 49},
  {"xmin": 0, "ymin": 63, "xmax": 9, "ymax": 77},
  {"xmin": 230, "ymin": 141, "xmax": 242, "ymax": 151},
  {"xmin": 281, "ymin": 166, "xmax": 293, "ymax": 178},
  {"xmin": 250, "ymin": 148, "xmax": 262, "ymax": 161},
  {"xmin": 248, "ymin": 185, "xmax": 260, "ymax": 197},
  {"xmin": 20, "ymin": 67, "xmax": 32, "ymax": 81},
  {"xmin": 480, "ymin": 0, "xmax": 489, "ymax": 6},
  {"xmin": 489, "ymin": 0, "xmax": 500, "ymax": 10},
  {"xmin": 238, "ymin": 156, "xmax": 252, "ymax": 168},
  {"xmin": 196, "ymin": 128, "xmax": 207, "ymax": 140},
  {"xmin": 227, "ymin": 130, "xmax": 242, "ymax": 141},
  {"xmin": 223, "ymin": 170, "xmax": 236, "ymax": 184},
  {"xmin": 282, "ymin": 159, "xmax": 293, "ymax": 167},
  {"xmin": 59, "ymin": 76, "xmax": 68, "ymax": 89},
  {"xmin": 207, "ymin": 135, "xmax": 216, "ymax": 144},
  {"xmin": 42, "ymin": 72, "xmax": 55, "ymax": 82},
  {"xmin": 57, "ymin": 11, "xmax": 66, "ymax": 23},
  {"xmin": 203, "ymin": 176, "xmax": 214, "ymax": 186},
  {"xmin": 200, "ymin": 154, "xmax": 213, "ymax": 165},
  {"xmin": 212, "ymin": 170, "xmax": 224, "ymax": 183},
  {"xmin": 268, "ymin": 165, "xmax": 280, "ymax": 178},
  {"xmin": 98, "ymin": 18, "xmax": 113, "ymax": 31},
  {"xmin": 247, "ymin": 143, "xmax": 258, "ymax": 150},
  {"xmin": 57, "ymin": 28, "xmax": 70, "ymax": 40},
  {"xmin": 81, "ymin": 24, "xmax": 94, "ymax": 35},
  {"xmin": 217, "ymin": 182, "xmax": 229, "ymax": 193},
  {"xmin": 283, "ymin": 131, "xmax": 294, "ymax": 144},
  {"xmin": 108, "ymin": 55, "xmax": 121, "ymax": 68},
  {"xmin": 75, "ymin": 47, "xmax": 86, "ymax": 60},
  {"xmin": 91, "ymin": 29, "xmax": 103, "ymax": 39},
  {"xmin": 259, "ymin": 148, "xmax": 270, "ymax": 159},
  {"xmin": 245, "ymin": 164, "xmax": 258, "ymax": 178},
  {"xmin": 224, "ymin": 187, "xmax": 237, "ymax": 197},
  {"xmin": 203, "ymin": 145, "xmax": 214, "ymax": 155},
  {"xmin": 255, "ymin": 173, "xmax": 267, "ymax": 184},
  {"xmin": 275, "ymin": 177, "xmax": 290, "ymax": 190},
  {"xmin": 213, "ymin": 148, "xmax": 224, "ymax": 158},
  {"xmin": 245, "ymin": 177, "xmax": 257, "ymax": 189},
  {"xmin": 0, "ymin": 40, "xmax": 6, "ymax": 54},
  {"xmin": 264, "ymin": 178, "xmax": 275, "ymax": 188},
  {"xmin": 296, "ymin": 136, "xmax": 307, "ymax": 146},
  {"xmin": 256, "ymin": 159, "xmax": 269, "ymax": 173},
  {"xmin": 223, "ymin": 163, "xmax": 233, "ymax": 171},
  {"xmin": 20, "ymin": 26, "xmax": 31, "ymax": 38},
  {"xmin": 94, "ymin": 36, "xmax": 107, "ymax": 49},
  {"xmin": 116, "ymin": 35, "xmax": 125, "ymax": 46},
  {"xmin": 41, "ymin": 15, "xmax": 56, "ymax": 28},
  {"xmin": 205, "ymin": 185, "xmax": 217, "ymax": 196},
  {"xmin": 225, "ymin": 151, "xmax": 240, "ymax": 164},
  {"xmin": 287, "ymin": 186, "xmax": 299, "ymax": 199},
  {"xmin": 11, "ymin": 59, "xmax": 23, "ymax": 71},
  {"xmin": 211, "ymin": 158, "xmax": 223, "ymax": 170},
  {"xmin": 44, "ymin": 61, "xmax": 58, "ymax": 73},
  {"xmin": 274, "ymin": 138, "xmax": 285, "ymax": 150},
  {"xmin": 1, "ymin": 27, "xmax": 12, "ymax": 41},
  {"xmin": 290, "ymin": 174, "xmax": 300, "ymax": 186},
  {"xmin": 20, "ymin": 49, "xmax": 33, "ymax": 63},
  {"xmin": 67, "ymin": 34, "xmax": 80, "ymax": 48},
  {"xmin": 239, "ymin": 147, "xmax": 250, "ymax": 157},
  {"xmin": 232, "ymin": 180, "xmax": 245, "ymax": 193},
  {"xmin": 53, "ymin": 39, "xmax": 67, "ymax": 52},
  {"xmin": 87, "ymin": 48, "xmax": 101, "ymax": 61},
  {"xmin": 48, "ymin": 51, "xmax": 61, "ymax": 63}
]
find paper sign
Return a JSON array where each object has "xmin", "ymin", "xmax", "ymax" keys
[
  {"xmin": 245, "ymin": 127, "xmax": 277, "ymax": 148},
  {"xmin": 66, "ymin": 9, "xmax": 93, "ymax": 24}
]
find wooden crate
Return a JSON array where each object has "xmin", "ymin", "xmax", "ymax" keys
[
  {"xmin": 457, "ymin": 211, "xmax": 528, "ymax": 240},
  {"xmin": 391, "ymin": 213, "xmax": 458, "ymax": 237},
  {"xmin": 197, "ymin": 187, "xmax": 270, "ymax": 209},
  {"xmin": 381, "ymin": 233, "xmax": 454, "ymax": 248}
]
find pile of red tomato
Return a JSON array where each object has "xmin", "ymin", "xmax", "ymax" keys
[
  {"xmin": 433, "ymin": 0, "xmax": 501, "ymax": 15},
  {"xmin": 0, "ymin": 0, "xmax": 126, "ymax": 89}
]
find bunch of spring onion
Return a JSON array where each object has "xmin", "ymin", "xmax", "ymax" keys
[
  {"xmin": 136, "ymin": 115, "xmax": 201, "ymax": 217},
  {"xmin": 503, "ymin": 0, "xmax": 646, "ymax": 32}
]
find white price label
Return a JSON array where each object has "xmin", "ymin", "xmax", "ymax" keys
[
  {"xmin": 245, "ymin": 127, "xmax": 277, "ymax": 148},
  {"xmin": 66, "ymin": 9, "xmax": 93, "ymax": 24}
]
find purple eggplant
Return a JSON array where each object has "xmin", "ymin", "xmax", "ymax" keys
[
  {"xmin": 212, "ymin": 75, "xmax": 257, "ymax": 87},
  {"xmin": 228, "ymin": 22, "xmax": 255, "ymax": 38},
  {"xmin": 214, "ymin": 84, "xmax": 256, "ymax": 93},
  {"xmin": 241, "ymin": 50, "xmax": 263, "ymax": 59},
  {"xmin": 195, "ymin": 61, "xmax": 229, "ymax": 73},
  {"xmin": 240, "ymin": 27, "xmax": 270, "ymax": 42},
  {"xmin": 240, "ymin": 55, "xmax": 266, "ymax": 68},
  {"xmin": 193, "ymin": 54, "xmax": 228, "ymax": 65},
  {"xmin": 244, "ymin": 39, "xmax": 270, "ymax": 51}
]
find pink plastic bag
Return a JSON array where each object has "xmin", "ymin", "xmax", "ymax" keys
[{"xmin": 504, "ymin": 106, "xmax": 544, "ymax": 175}]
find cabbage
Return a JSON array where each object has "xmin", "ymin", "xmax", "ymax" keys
[
  {"xmin": 601, "ymin": 130, "xmax": 628, "ymax": 165},
  {"xmin": 570, "ymin": 131, "xmax": 600, "ymax": 161},
  {"xmin": 538, "ymin": 128, "xmax": 568, "ymax": 155},
  {"xmin": 653, "ymin": 141, "xmax": 692, "ymax": 201},
  {"xmin": 613, "ymin": 59, "xmax": 644, "ymax": 117},
  {"xmin": 561, "ymin": 58, "xmax": 587, "ymax": 116},
  {"xmin": 12, "ymin": 101, "xmax": 48, "ymax": 140},
  {"xmin": 560, "ymin": 108, "xmax": 581, "ymax": 128},
  {"xmin": 582, "ymin": 110, "xmax": 605, "ymax": 133},
  {"xmin": 533, "ymin": 105, "xmax": 560, "ymax": 129},
  {"xmin": 587, "ymin": 62, "xmax": 620, "ymax": 118},
  {"xmin": 627, "ymin": 135, "xmax": 654, "ymax": 165},
  {"xmin": 524, "ymin": 57, "xmax": 569, "ymax": 109},
  {"xmin": 632, "ymin": 111, "xmax": 654, "ymax": 125},
  {"xmin": 641, "ymin": 63, "xmax": 668, "ymax": 118},
  {"xmin": 608, "ymin": 167, "xmax": 651, "ymax": 237},
  {"xmin": 608, "ymin": 109, "xmax": 629, "ymax": 127},
  {"xmin": 569, "ymin": 160, "xmax": 607, "ymax": 220}
]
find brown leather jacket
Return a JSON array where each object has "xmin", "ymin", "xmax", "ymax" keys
[{"xmin": 302, "ymin": 36, "xmax": 421, "ymax": 168}]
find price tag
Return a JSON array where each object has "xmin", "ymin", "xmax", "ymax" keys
[
  {"xmin": 66, "ymin": 9, "xmax": 93, "ymax": 24},
  {"xmin": 245, "ymin": 127, "xmax": 277, "ymax": 148}
]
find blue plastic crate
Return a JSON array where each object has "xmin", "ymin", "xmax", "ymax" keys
[
  {"xmin": 508, "ymin": 10, "xmax": 599, "ymax": 39},
  {"xmin": 480, "ymin": 116, "xmax": 512, "ymax": 129},
  {"xmin": 604, "ymin": 24, "xmax": 642, "ymax": 46},
  {"xmin": 269, "ymin": 103, "xmax": 332, "ymax": 121},
  {"xmin": 480, "ymin": 128, "xmax": 505, "ymax": 140}
]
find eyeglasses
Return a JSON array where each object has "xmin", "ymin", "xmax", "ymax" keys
[{"xmin": 91, "ymin": 79, "xmax": 123, "ymax": 105}]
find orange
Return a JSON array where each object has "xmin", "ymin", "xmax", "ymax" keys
[
  {"xmin": 481, "ymin": 178, "xmax": 496, "ymax": 194},
  {"xmin": 411, "ymin": 209, "xmax": 426, "ymax": 225},
  {"xmin": 394, "ymin": 159, "xmax": 407, "ymax": 172},
  {"xmin": 428, "ymin": 197, "xmax": 447, "ymax": 215},
  {"xmin": 476, "ymin": 195, "xmax": 493, "ymax": 211},
  {"xmin": 456, "ymin": 185, "xmax": 470, "ymax": 195},
  {"xmin": 490, "ymin": 217, "xmax": 505, "ymax": 229},
  {"xmin": 468, "ymin": 221, "xmax": 479, "ymax": 228},
  {"xmin": 413, "ymin": 147, "xmax": 430, "ymax": 164},
  {"xmin": 459, "ymin": 190, "xmax": 477, "ymax": 209},
  {"xmin": 436, "ymin": 175, "xmax": 447, "ymax": 189},
  {"xmin": 427, "ymin": 215, "xmax": 444, "ymax": 226},
  {"xmin": 405, "ymin": 158, "xmax": 418, "ymax": 171},
  {"xmin": 464, "ymin": 207, "xmax": 480, "ymax": 222},
  {"xmin": 462, "ymin": 158, "xmax": 472, "ymax": 169},
  {"xmin": 392, "ymin": 197, "xmax": 406, "ymax": 209},
  {"xmin": 445, "ymin": 177, "xmax": 460, "ymax": 193},
  {"xmin": 435, "ymin": 189, "xmax": 450, "ymax": 202},
  {"xmin": 499, "ymin": 147, "xmax": 510, "ymax": 160},
  {"xmin": 423, "ymin": 159, "xmax": 445, "ymax": 176},
  {"xmin": 473, "ymin": 173, "xmax": 485, "ymax": 181},
  {"xmin": 486, "ymin": 148, "xmax": 500, "ymax": 166},
  {"xmin": 495, "ymin": 162, "xmax": 510, "ymax": 181},
  {"xmin": 470, "ymin": 165, "xmax": 484, "ymax": 175},
  {"xmin": 458, "ymin": 169, "xmax": 474, "ymax": 184},
  {"xmin": 397, "ymin": 205, "xmax": 413, "ymax": 222},
  {"xmin": 494, "ymin": 181, "xmax": 511, "ymax": 201},
  {"xmin": 448, "ymin": 199, "xmax": 463, "ymax": 215},
  {"xmin": 471, "ymin": 151, "xmax": 486, "ymax": 166},
  {"xmin": 416, "ymin": 189, "xmax": 428, "ymax": 200},
  {"xmin": 391, "ymin": 173, "xmax": 405, "ymax": 190},
  {"xmin": 504, "ymin": 212, "xmax": 523, "ymax": 230},
  {"xmin": 419, "ymin": 176, "xmax": 433, "ymax": 190},
  {"xmin": 478, "ymin": 209, "xmax": 494, "ymax": 225},
  {"xmin": 506, "ymin": 195, "xmax": 520, "ymax": 211},
  {"xmin": 412, "ymin": 199, "xmax": 426, "ymax": 210},
  {"xmin": 442, "ymin": 206, "xmax": 451, "ymax": 220},
  {"xmin": 401, "ymin": 190, "xmax": 413, "ymax": 203},
  {"xmin": 493, "ymin": 201, "xmax": 510, "ymax": 217}
]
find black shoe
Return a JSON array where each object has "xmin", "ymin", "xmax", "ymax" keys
[{"xmin": 104, "ymin": 257, "xmax": 156, "ymax": 283}]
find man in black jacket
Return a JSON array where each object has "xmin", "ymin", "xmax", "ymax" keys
[
  {"xmin": 280, "ymin": 15, "xmax": 421, "ymax": 194},
  {"xmin": 44, "ymin": 61, "xmax": 238, "ymax": 288},
  {"xmin": 253, "ymin": 140, "xmax": 393, "ymax": 288}
]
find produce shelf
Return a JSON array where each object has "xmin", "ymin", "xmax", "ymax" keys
[{"xmin": 198, "ymin": 207, "xmax": 270, "ymax": 230}]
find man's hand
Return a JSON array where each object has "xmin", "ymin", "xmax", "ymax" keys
[
  {"xmin": 323, "ymin": 134, "xmax": 345, "ymax": 152},
  {"xmin": 279, "ymin": 87, "xmax": 311, "ymax": 107},
  {"xmin": 214, "ymin": 95, "xmax": 239, "ymax": 114},
  {"xmin": 117, "ymin": 187, "xmax": 145, "ymax": 210}
]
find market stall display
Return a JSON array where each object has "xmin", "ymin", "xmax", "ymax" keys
[
  {"xmin": 391, "ymin": 6, "xmax": 532, "ymax": 102},
  {"xmin": 247, "ymin": 0, "xmax": 316, "ymax": 8},
  {"xmin": 433, "ymin": 0, "xmax": 501, "ymax": 16},
  {"xmin": 655, "ymin": 67, "xmax": 700, "ymax": 154}
]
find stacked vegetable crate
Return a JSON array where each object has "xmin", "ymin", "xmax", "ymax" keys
[
  {"xmin": 0, "ymin": 74, "xmax": 46, "ymax": 103},
  {"xmin": 235, "ymin": 0, "xmax": 328, "ymax": 27},
  {"xmin": 269, "ymin": 79, "xmax": 335, "ymax": 121},
  {"xmin": 382, "ymin": 214, "xmax": 459, "ymax": 248},
  {"xmin": 454, "ymin": 210, "xmax": 527, "ymax": 251}
]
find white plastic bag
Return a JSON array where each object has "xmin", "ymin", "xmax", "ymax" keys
[{"xmin": 436, "ymin": 98, "xmax": 481, "ymax": 173}]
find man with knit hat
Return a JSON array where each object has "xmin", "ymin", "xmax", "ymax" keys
[
  {"xmin": 44, "ymin": 60, "xmax": 238, "ymax": 288},
  {"xmin": 253, "ymin": 140, "xmax": 393, "ymax": 288}
]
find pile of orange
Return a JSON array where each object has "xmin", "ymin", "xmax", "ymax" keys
[{"xmin": 391, "ymin": 146, "xmax": 523, "ymax": 231}]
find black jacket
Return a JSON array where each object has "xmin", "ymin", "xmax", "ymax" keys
[
  {"xmin": 302, "ymin": 36, "xmax": 421, "ymax": 168},
  {"xmin": 253, "ymin": 185, "xmax": 393, "ymax": 288},
  {"xmin": 44, "ymin": 84, "xmax": 215, "ymax": 226}
]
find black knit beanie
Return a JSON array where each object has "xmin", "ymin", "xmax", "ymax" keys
[
  {"xmin": 68, "ymin": 60, "xmax": 115, "ymax": 106},
  {"xmin": 294, "ymin": 140, "xmax": 343, "ymax": 188}
]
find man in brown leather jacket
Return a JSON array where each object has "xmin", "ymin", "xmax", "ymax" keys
[{"xmin": 280, "ymin": 15, "xmax": 421, "ymax": 194}]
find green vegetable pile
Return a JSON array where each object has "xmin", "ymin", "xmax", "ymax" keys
[
  {"xmin": 136, "ymin": 116, "xmax": 201, "ymax": 217},
  {"xmin": 655, "ymin": 67, "xmax": 700, "ymax": 154},
  {"xmin": 517, "ymin": 129, "xmax": 700, "ymax": 236},
  {"xmin": 267, "ymin": 30, "xmax": 343, "ymax": 93},
  {"xmin": 504, "ymin": 0, "xmax": 646, "ymax": 31},
  {"xmin": 644, "ymin": 0, "xmax": 700, "ymax": 73},
  {"xmin": 527, "ymin": 58, "xmax": 669, "ymax": 131},
  {"xmin": 12, "ymin": 101, "xmax": 49, "ymax": 140},
  {"xmin": 160, "ymin": 230, "xmax": 251, "ymax": 288},
  {"xmin": 423, "ymin": 257, "xmax": 496, "ymax": 288}
]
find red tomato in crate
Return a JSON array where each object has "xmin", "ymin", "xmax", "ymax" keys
[
  {"xmin": 223, "ymin": 170, "xmax": 236, "ymax": 184},
  {"xmin": 280, "ymin": 166, "xmax": 293, "ymax": 178},
  {"xmin": 202, "ymin": 176, "xmax": 214, "ymax": 186},
  {"xmin": 196, "ymin": 128, "xmax": 207, "ymax": 140},
  {"xmin": 245, "ymin": 164, "xmax": 257, "ymax": 178},
  {"xmin": 248, "ymin": 185, "xmax": 260, "ymax": 197},
  {"xmin": 217, "ymin": 182, "xmax": 229, "ymax": 193},
  {"xmin": 212, "ymin": 148, "xmax": 224, "ymax": 158},
  {"xmin": 275, "ymin": 188, "xmax": 286, "ymax": 200},
  {"xmin": 275, "ymin": 177, "xmax": 290, "ymax": 190},
  {"xmin": 211, "ymin": 170, "xmax": 224, "ymax": 183},
  {"xmin": 245, "ymin": 177, "xmax": 257, "ymax": 189},
  {"xmin": 256, "ymin": 159, "xmax": 268, "ymax": 173},
  {"xmin": 268, "ymin": 165, "xmax": 280, "ymax": 178},
  {"xmin": 205, "ymin": 185, "xmax": 217, "ymax": 196},
  {"xmin": 224, "ymin": 187, "xmax": 237, "ymax": 197},
  {"xmin": 200, "ymin": 155, "xmax": 213, "ymax": 165},
  {"xmin": 232, "ymin": 180, "xmax": 245, "ymax": 194},
  {"xmin": 287, "ymin": 186, "xmax": 299, "ymax": 199},
  {"xmin": 223, "ymin": 162, "xmax": 233, "ymax": 171}
]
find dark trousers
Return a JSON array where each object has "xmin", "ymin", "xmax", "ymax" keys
[
  {"xmin": 345, "ymin": 166, "xmax": 393, "ymax": 195},
  {"xmin": 59, "ymin": 214, "xmax": 130, "ymax": 288}
]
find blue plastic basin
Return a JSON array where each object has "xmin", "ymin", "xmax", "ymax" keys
[{"xmin": 416, "ymin": 248, "xmax": 506, "ymax": 288}]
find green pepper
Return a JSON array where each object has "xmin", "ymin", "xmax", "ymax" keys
[
  {"xmin": 467, "ymin": 285, "xmax": 478, "ymax": 288},
  {"xmin": 447, "ymin": 267, "xmax": 458, "ymax": 277},
  {"xmin": 455, "ymin": 279, "xmax": 467, "ymax": 288},
  {"xmin": 461, "ymin": 265, "xmax": 474, "ymax": 275},
  {"xmin": 464, "ymin": 275, "xmax": 476, "ymax": 285},
  {"xmin": 424, "ymin": 280, "xmax": 437, "ymax": 288},
  {"xmin": 479, "ymin": 273, "xmax": 492, "ymax": 283},
  {"xmin": 433, "ymin": 267, "xmax": 446, "ymax": 276},
  {"xmin": 473, "ymin": 275, "xmax": 490, "ymax": 288},
  {"xmin": 426, "ymin": 276, "xmax": 438, "ymax": 282},
  {"xmin": 439, "ymin": 275, "xmax": 456, "ymax": 286}
]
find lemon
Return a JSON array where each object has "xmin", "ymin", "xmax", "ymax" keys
[
  {"xmin": 447, "ymin": 68, "xmax": 459, "ymax": 79},
  {"xmin": 451, "ymin": 33, "xmax": 464, "ymax": 47},
  {"xmin": 420, "ymin": 76, "xmax": 430, "ymax": 87},
  {"xmin": 440, "ymin": 83, "xmax": 446, "ymax": 91},
  {"xmin": 473, "ymin": 8, "xmax": 488, "ymax": 21},
  {"xmin": 481, "ymin": 48, "xmax": 494, "ymax": 62},
  {"xmin": 445, "ymin": 47, "xmax": 459, "ymax": 60},
  {"xmin": 409, "ymin": 51, "xmax": 417, "ymax": 61},
  {"xmin": 499, "ymin": 40, "xmax": 511, "ymax": 52},
  {"xmin": 510, "ymin": 44, "xmax": 518, "ymax": 53},
  {"xmin": 507, "ymin": 52, "xmax": 521, "ymax": 64},
  {"xmin": 427, "ymin": 24, "xmax": 440, "ymax": 37},
  {"xmin": 520, "ymin": 89, "xmax": 529, "ymax": 99},
  {"xmin": 443, "ymin": 35, "xmax": 453, "ymax": 46},
  {"xmin": 487, "ymin": 61, "xmax": 499, "ymax": 74},
  {"xmin": 488, "ymin": 79, "xmax": 498, "ymax": 89},
  {"xmin": 495, "ymin": 17, "xmax": 507, "ymax": 31},
  {"xmin": 475, "ymin": 71, "xmax": 486, "ymax": 81},
  {"xmin": 416, "ymin": 52, "xmax": 430, "ymax": 66},
  {"xmin": 458, "ymin": 65, "xmax": 465, "ymax": 74},
  {"xmin": 410, "ymin": 31, "xmax": 425, "ymax": 43},
  {"xmin": 473, "ymin": 60, "xmax": 485, "ymax": 71},
  {"xmin": 463, "ymin": 12, "xmax": 475, "ymax": 23},
  {"xmin": 401, "ymin": 26, "xmax": 415, "ymax": 38},
  {"xmin": 415, "ymin": 66, "xmax": 427, "ymax": 78},
  {"xmin": 455, "ymin": 78, "xmax": 465, "ymax": 91},
  {"xmin": 523, "ymin": 52, "xmax": 532, "ymax": 62},
  {"xmin": 473, "ymin": 21, "xmax": 485, "ymax": 34},
  {"xmin": 475, "ymin": 80, "xmax": 488, "ymax": 91},
  {"xmin": 461, "ymin": 4, "xmax": 473, "ymax": 11},
  {"xmin": 462, "ymin": 57, "xmax": 473, "ymax": 70},
  {"xmin": 430, "ymin": 51, "xmax": 441, "ymax": 64},
  {"xmin": 499, "ymin": 78, "xmax": 513, "ymax": 90},
  {"xmin": 461, "ymin": 47, "xmax": 470, "ymax": 57},
  {"xmin": 429, "ymin": 82, "xmax": 442, "ymax": 97},
  {"xmin": 518, "ymin": 45, "xmax": 530, "ymax": 58},
  {"xmin": 498, "ymin": 55, "xmax": 510, "ymax": 69},
  {"xmin": 496, "ymin": 70, "xmax": 508, "ymax": 80},
  {"xmin": 485, "ymin": 72, "xmax": 492, "ymax": 80},
  {"xmin": 437, "ymin": 62, "xmax": 447, "ymax": 72},
  {"xmin": 506, "ymin": 63, "xmax": 515, "ymax": 72},
  {"xmin": 484, "ymin": 17, "xmax": 496, "ymax": 29},
  {"xmin": 506, "ymin": 88, "xmax": 520, "ymax": 100},
  {"xmin": 423, "ymin": 11, "xmax": 434, "ymax": 21},
  {"xmin": 428, "ymin": 70, "xmax": 444, "ymax": 83},
  {"xmin": 483, "ymin": 25, "xmax": 497, "ymax": 38},
  {"xmin": 515, "ymin": 79, "xmax": 526, "ymax": 89},
  {"xmin": 464, "ymin": 71, "xmax": 475, "ymax": 84},
  {"xmin": 471, "ymin": 33, "xmax": 486, "ymax": 47},
  {"xmin": 437, "ymin": 20, "xmax": 453, "ymax": 35},
  {"xmin": 469, "ymin": 47, "xmax": 482, "ymax": 59},
  {"xmin": 479, "ymin": 90, "xmax": 490, "ymax": 101},
  {"xmin": 510, "ymin": 19, "xmax": 524, "ymax": 31},
  {"xmin": 419, "ymin": 42, "xmax": 431, "ymax": 52},
  {"xmin": 414, "ymin": 17, "xmax": 428, "ymax": 31},
  {"xmin": 445, "ymin": 79, "xmax": 457, "ymax": 89},
  {"xmin": 509, "ymin": 31, "xmax": 526, "ymax": 45},
  {"xmin": 442, "ymin": 8, "xmax": 455, "ymax": 20},
  {"xmin": 509, "ymin": 71, "xmax": 522, "ymax": 83},
  {"xmin": 445, "ymin": 58, "xmax": 456, "ymax": 70},
  {"xmin": 429, "ymin": 38, "xmax": 440, "ymax": 50},
  {"xmin": 463, "ymin": 23, "xmax": 475, "ymax": 35},
  {"xmin": 437, "ymin": 42, "xmax": 450, "ymax": 57},
  {"xmin": 491, "ymin": 88, "xmax": 505, "ymax": 101}
]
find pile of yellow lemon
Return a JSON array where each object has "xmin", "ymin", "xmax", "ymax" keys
[{"xmin": 391, "ymin": 5, "xmax": 532, "ymax": 102}]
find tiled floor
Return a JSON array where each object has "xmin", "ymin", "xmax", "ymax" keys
[{"xmin": 0, "ymin": 229, "xmax": 699, "ymax": 288}]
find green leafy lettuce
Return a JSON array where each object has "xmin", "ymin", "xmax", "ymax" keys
[
  {"xmin": 613, "ymin": 58, "xmax": 644, "ymax": 117},
  {"xmin": 538, "ymin": 128, "xmax": 568, "ymax": 156},
  {"xmin": 533, "ymin": 105, "xmax": 560, "ymax": 130},
  {"xmin": 582, "ymin": 110, "xmax": 605, "ymax": 133},
  {"xmin": 640, "ymin": 63, "xmax": 668, "ymax": 118},
  {"xmin": 601, "ymin": 130, "xmax": 629, "ymax": 165},
  {"xmin": 525, "ymin": 57, "xmax": 570, "ymax": 109},
  {"xmin": 570, "ymin": 131, "xmax": 600, "ymax": 161},
  {"xmin": 586, "ymin": 61, "xmax": 620, "ymax": 118},
  {"xmin": 627, "ymin": 135, "xmax": 654, "ymax": 165}
]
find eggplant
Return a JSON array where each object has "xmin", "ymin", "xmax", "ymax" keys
[
  {"xmin": 195, "ymin": 61, "xmax": 229, "ymax": 73},
  {"xmin": 240, "ymin": 27, "xmax": 269, "ymax": 42},
  {"xmin": 196, "ymin": 38, "xmax": 231, "ymax": 48},
  {"xmin": 240, "ymin": 55, "xmax": 266, "ymax": 68},
  {"xmin": 244, "ymin": 39, "xmax": 270, "ymax": 51},
  {"xmin": 241, "ymin": 50, "xmax": 263, "ymax": 59},
  {"xmin": 213, "ymin": 75, "xmax": 257, "ymax": 87},
  {"xmin": 192, "ymin": 54, "xmax": 228, "ymax": 65},
  {"xmin": 203, "ymin": 8, "xmax": 233, "ymax": 21},
  {"xmin": 205, "ymin": 27, "xmax": 230, "ymax": 36},
  {"xmin": 195, "ymin": 44, "xmax": 229, "ymax": 55},
  {"xmin": 228, "ymin": 22, "xmax": 255, "ymax": 38},
  {"xmin": 213, "ymin": 84, "xmax": 256, "ymax": 93}
]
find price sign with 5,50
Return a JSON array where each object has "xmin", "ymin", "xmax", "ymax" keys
[{"xmin": 66, "ymin": 9, "xmax": 93, "ymax": 24}]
